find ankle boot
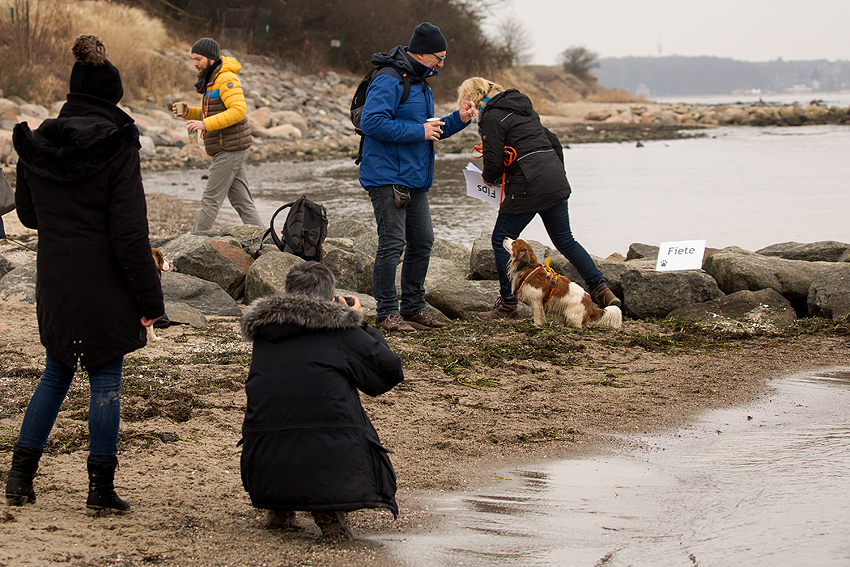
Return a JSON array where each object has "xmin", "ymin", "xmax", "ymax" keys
[
  {"xmin": 5, "ymin": 443, "xmax": 43, "ymax": 506},
  {"xmin": 478, "ymin": 297, "xmax": 519, "ymax": 320},
  {"xmin": 86, "ymin": 456, "xmax": 131, "ymax": 515},
  {"xmin": 593, "ymin": 284, "xmax": 622, "ymax": 308}
]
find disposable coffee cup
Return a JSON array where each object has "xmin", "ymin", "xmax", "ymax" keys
[
  {"xmin": 426, "ymin": 117, "xmax": 442, "ymax": 123},
  {"xmin": 188, "ymin": 129, "xmax": 198, "ymax": 144}
]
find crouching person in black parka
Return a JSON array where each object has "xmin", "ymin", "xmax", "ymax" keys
[{"xmin": 239, "ymin": 261, "xmax": 404, "ymax": 538}]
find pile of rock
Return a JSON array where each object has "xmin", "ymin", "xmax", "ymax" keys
[
  {"xmin": 2, "ymin": 218, "xmax": 847, "ymax": 334},
  {"xmin": 0, "ymin": 49, "xmax": 476, "ymax": 170},
  {"xmin": 587, "ymin": 102, "xmax": 850, "ymax": 126}
]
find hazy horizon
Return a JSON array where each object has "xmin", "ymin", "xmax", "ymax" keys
[{"xmin": 486, "ymin": 0, "xmax": 849, "ymax": 67}]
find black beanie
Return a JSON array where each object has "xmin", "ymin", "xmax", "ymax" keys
[
  {"xmin": 407, "ymin": 22, "xmax": 447, "ymax": 54},
  {"xmin": 68, "ymin": 34, "xmax": 124, "ymax": 105},
  {"xmin": 192, "ymin": 37, "xmax": 220, "ymax": 60}
]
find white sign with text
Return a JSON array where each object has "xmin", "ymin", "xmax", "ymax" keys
[
  {"xmin": 655, "ymin": 240, "xmax": 706, "ymax": 271},
  {"xmin": 463, "ymin": 163, "xmax": 501, "ymax": 206}
]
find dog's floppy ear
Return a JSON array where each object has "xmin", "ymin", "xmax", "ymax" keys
[{"xmin": 514, "ymin": 240, "xmax": 532, "ymax": 269}]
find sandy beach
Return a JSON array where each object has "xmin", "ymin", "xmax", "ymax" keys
[{"xmin": 1, "ymin": 193, "xmax": 849, "ymax": 566}]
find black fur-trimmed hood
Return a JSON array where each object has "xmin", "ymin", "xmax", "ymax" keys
[
  {"xmin": 13, "ymin": 94, "xmax": 140, "ymax": 182},
  {"xmin": 241, "ymin": 294, "xmax": 364, "ymax": 341}
]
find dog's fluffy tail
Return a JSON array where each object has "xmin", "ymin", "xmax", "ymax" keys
[{"xmin": 587, "ymin": 305, "xmax": 622, "ymax": 329}]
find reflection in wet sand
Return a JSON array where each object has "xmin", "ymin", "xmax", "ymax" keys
[{"xmin": 381, "ymin": 367, "xmax": 850, "ymax": 567}]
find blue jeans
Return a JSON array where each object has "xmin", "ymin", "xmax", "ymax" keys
[
  {"xmin": 492, "ymin": 200, "xmax": 606, "ymax": 302},
  {"xmin": 368, "ymin": 185, "xmax": 433, "ymax": 317},
  {"xmin": 16, "ymin": 351, "xmax": 123, "ymax": 459}
]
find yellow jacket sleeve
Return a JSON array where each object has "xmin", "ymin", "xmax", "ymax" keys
[{"xmin": 203, "ymin": 72, "xmax": 248, "ymax": 132}]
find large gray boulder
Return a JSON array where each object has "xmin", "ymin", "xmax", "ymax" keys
[
  {"xmin": 426, "ymin": 279, "xmax": 501, "ymax": 320},
  {"xmin": 626, "ymin": 243, "xmax": 660, "ymax": 261},
  {"xmin": 164, "ymin": 301, "xmax": 208, "ymax": 329},
  {"xmin": 352, "ymin": 231, "xmax": 381, "ymax": 261},
  {"xmin": 327, "ymin": 218, "xmax": 372, "ymax": 239},
  {"xmin": 0, "ymin": 254, "xmax": 13, "ymax": 279},
  {"xmin": 160, "ymin": 272, "xmax": 241, "ymax": 316},
  {"xmin": 0, "ymin": 266, "xmax": 36, "ymax": 303},
  {"xmin": 243, "ymin": 251, "xmax": 303, "ymax": 304},
  {"xmin": 219, "ymin": 224, "xmax": 267, "ymax": 256},
  {"xmin": 172, "ymin": 239, "xmax": 254, "ymax": 299},
  {"xmin": 807, "ymin": 272, "xmax": 850, "ymax": 321},
  {"xmin": 395, "ymin": 256, "xmax": 467, "ymax": 298},
  {"xmin": 323, "ymin": 245, "xmax": 373, "ymax": 295},
  {"xmin": 156, "ymin": 234, "xmax": 213, "ymax": 262},
  {"xmin": 622, "ymin": 269, "xmax": 724, "ymax": 319},
  {"xmin": 704, "ymin": 246, "xmax": 850, "ymax": 310},
  {"xmin": 757, "ymin": 241, "xmax": 850, "ymax": 263},
  {"xmin": 666, "ymin": 288, "xmax": 796, "ymax": 333},
  {"xmin": 469, "ymin": 230, "xmax": 496, "ymax": 280},
  {"xmin": 432, "ymin": 237, "xmax": 470, "ymax": 271},
  {"xmin": 426, "ymin": 279, "xmax": 531, "ymax": 321}
]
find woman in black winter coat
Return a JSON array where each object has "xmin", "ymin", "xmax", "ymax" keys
[
  {"xmin": 240, "ymin": 262, "xmax": 404, "ymax": 538},
  {"xmin": 5, "ymin": 35, "xmax": 164, "ymax": 515},
  {"xmin": 457, "ymin": 77, "xmax": 622, "ymax": 320}
]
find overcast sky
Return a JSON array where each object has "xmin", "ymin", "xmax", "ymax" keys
[{"xmin": 485, "ymin": 0, "xmax": 849, "ymax": 65}]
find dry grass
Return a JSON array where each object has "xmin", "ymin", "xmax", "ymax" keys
[{"xmin": 0, "ymin": 0, "xmax": 186, "ymax": 104}]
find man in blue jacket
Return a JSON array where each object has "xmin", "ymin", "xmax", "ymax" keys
[{"xmin": 359, "ymin": 22, "xmax": 477, "ymax": 331}]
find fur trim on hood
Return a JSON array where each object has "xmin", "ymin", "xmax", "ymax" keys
[{"xmin": 241, "ymin": 294, "xmax": 364, "ymax": 341}]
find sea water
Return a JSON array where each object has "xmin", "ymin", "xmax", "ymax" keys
[
  {"xmin": 143, "ymin": 124, "xmax": 850, "ymax": 257},
  {"xmin": 378, "ymin": 368, "xmax": 850, "ymax": 567}
]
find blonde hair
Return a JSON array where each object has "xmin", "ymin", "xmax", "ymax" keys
[{"xmin": 457, "ymin": 77, "xmax": 503, "ymax": 109}]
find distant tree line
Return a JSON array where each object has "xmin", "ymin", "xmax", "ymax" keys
[{"xmin": 595, "ymin": 56, "xmax": 850, "ymax": 97}]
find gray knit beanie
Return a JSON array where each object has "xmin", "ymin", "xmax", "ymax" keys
[{"xmin": 191, "ymin": 37, "xmax": 220, "ymax": 60}]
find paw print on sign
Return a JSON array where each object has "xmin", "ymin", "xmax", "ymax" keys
[{"xmin": 660, "ymin": 260, "xmax": 667, "ymax": 267}]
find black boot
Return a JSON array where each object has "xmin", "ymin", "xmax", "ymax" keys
[
  {"xmin": 5, "ymin": 443, "xmax": 43, "ymax": 506},
  {"xmin": 86, "ymin": 456, "xmax": 131, "ymax": 516}
]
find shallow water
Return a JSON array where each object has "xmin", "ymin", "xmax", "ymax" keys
[
  {"xmin": 378, "ymin": 367, "xmax": 850, "ymax": 566},
  {"xmin": 142, "ymin": 124, "xmax": 850, "ymax": 257}
]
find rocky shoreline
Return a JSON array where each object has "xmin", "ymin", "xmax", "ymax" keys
[{"xmin": 2, "ymin": 50, "xmax": 849, "ymax": 172}]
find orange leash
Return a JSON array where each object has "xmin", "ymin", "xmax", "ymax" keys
[{"xmin": 471, "ymin": 144, "xmax": 517, "ymax": 204}]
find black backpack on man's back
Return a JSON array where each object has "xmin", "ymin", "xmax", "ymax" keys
[
  {"xmin": 350, "ymin": 64, "xmax": 422, "ymax": 164},
  {"xmin": 261, "ymin": 196, "xmax": 328, "ymax": 261}
]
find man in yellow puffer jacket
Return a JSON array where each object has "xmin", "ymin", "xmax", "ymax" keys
[{"xmin": 173, "ymin": 38, "xmax": 263, "ymax": 232}]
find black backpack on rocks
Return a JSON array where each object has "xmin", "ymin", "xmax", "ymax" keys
[{"xmin": 261, "ymin": 196, "xmax": 328, "ymax": 261}]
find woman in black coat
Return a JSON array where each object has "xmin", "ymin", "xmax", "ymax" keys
[
  {"xmin": 240, "ymin": 262, "xmax": 404, "ymax": 538},
  {"xmin": 5, "ymin": 35, "xmax": 164, "ymax": 514},
  {"xmin": 457, "ymin": 77, "xmax": 622, "ymax": 320}
]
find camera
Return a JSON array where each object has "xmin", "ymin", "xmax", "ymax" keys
[{"xmin": 337, "ymin": 295, "xmax": 355, "ymax": 306}]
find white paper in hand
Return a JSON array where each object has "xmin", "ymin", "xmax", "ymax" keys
[{"xmin": 463, "ymin": 163, "xmax": 500, "ymax": 206}]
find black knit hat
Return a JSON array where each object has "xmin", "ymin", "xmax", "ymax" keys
[
  {"xmin": 192, "ymin": 37, "xmax": 220, "ymax": 60},
  {"xmin": 408, "ymin": 22, "xmax": 447, "ymax": 54},
  {"xmin": 69, "ymin": 34, "xmax": 124, "ymax": 105}
]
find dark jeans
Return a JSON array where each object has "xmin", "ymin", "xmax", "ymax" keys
[
  {"xmin": 16, "ymin": 350, "xmax": 123, "ymax": 459},
  {"xmin": 492, "ymin": 200, "xmax": 605, "ymax": 302},
  {"xmin": 367, "ymin": 185, "xmax": 433, "ymax": 317}
]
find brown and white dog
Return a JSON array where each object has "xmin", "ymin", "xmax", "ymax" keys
[
  {"xmin": 147, "ymin": 248, "xmax": 172, "ymax": 342},
  {"xmin": 504, "ymin": 238, "xmax": 622, "ymax": 329}
]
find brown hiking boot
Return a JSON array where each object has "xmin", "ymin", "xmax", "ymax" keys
[
  {"xmin": 402, "ymin": 310, "xmax": 446, "ymax": 329},
  {"xmin": 311, "ymin": 511, "xmax": 352, "ymax": 539},
  {"xmin": 264, "ymin": 510, "xmax": 296, "ymax": 530},
  {"xmin": 478, "ymin": 297, "xmax": 519, "ymax": 321},
  {"xmin": 593, "ymin": 285, "xmax": 622, "ymax": 308},
  {"xmin": 376, "ymin": 313, "xmax": 416, "ymax": 332}
]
